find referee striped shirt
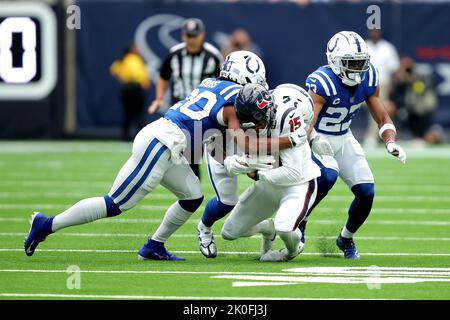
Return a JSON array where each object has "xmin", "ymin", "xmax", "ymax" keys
[{"xmin": 159, "ymin": 42, "xmax": 223, "ymax": 104}]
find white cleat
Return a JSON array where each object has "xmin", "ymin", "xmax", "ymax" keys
[
  {"xmin": 280, "ymin": 241, "xmax": 305, "ymax": 261},
  {"xmin": 197, "ymin": 220, "xmax": 217, "ymax": 258},
  {"xmin": 259, "ymin": 249, "xmax": 285, "ymax": 262},
  {"xmin": 260, "ymin": 242, "xmax": 305, "ymax": 262}
]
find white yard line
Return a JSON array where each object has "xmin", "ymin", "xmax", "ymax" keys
[
  {"xmin": 1, "ymin": 232, "xmax": 450, "ymax": 242},
  {"xmin": 1, "ymin": 267, "xmax": 449, "ymax": 276},
  {"xmin": 1, "ymin": 179, "xmax": 450, "ymax": 188},
  {"xmin": 1, "ymin": 216, "xmax": 449, "ymax": 226},
  {"xmin": 3, "ymin": 195, "xmax": 450, "ymax": 206},
  {"xmin": 1, "ymin": 248, "xmax": 449, "ymax": 256},
  {"xmin": 0, "ymin": 293, "xmax": 389, "ymax": 300},
  {"xmin": 0, "ymin": 192, "xmax": 176, "ymax": 200},
  {"xmin": 3, "ymin": 206, "xmax": 450, "ymax": 215}
]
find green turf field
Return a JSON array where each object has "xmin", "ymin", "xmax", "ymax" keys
[{"xmin": 0, "ymin": 141, "xmax": 449, "ymax": 300}]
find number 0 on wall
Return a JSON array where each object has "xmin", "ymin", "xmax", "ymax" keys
[
  {"xmin": 0, "ymin": 2, "xmax": 57, "ymax": 100},
  {"xmin": 0, "ymin": 17, "xmax": 37, "ymax": 83}
]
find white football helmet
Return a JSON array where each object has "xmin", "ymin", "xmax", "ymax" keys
[
  {"xmin": 274, "ymin": 83, "xmax": 314, "ymax": 129},
  {"xmin": 220, "ymin": 50, "xmax": 267, "ymax": 88},
  {"xmin": 326, "ymin": 31, "xmax": 371, "ymax": 86}
]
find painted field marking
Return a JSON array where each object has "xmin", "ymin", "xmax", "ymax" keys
[
  {"xmin": 214, "ymin": 266, "xmax": 450, "ymax": 287},
  {"xmin": 3, "ymin": 266, "xmax": 447, "ymax": 289},
  {"xmin": 3, "ymin": 194, "xmax": 450, "ymax": 203},
  {"xmin": 1, "ymin": 267, "xmax": 449, "ymax": 277},
  {"xmin": 3, "ymin": 207, "xmax": 450, "ymax": 216},
  {"xmin": 1, "ymin": 216, "xmax": 450, "ymax": 226},
  {"xmin": 1, "ymin": 232, "xmax": 450, "ymax": 242},
  {"xmin": 1, "ymin": 248, "xmax": 450, "ymax": 256},
  {"xmin": 0, "ymin": 293, "xmax": 390, "ymax": 300}
]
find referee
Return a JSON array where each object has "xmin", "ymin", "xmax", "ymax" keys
[{"xmin": 148, "ymin": 18, "xmax": 223, "ymax": 178}]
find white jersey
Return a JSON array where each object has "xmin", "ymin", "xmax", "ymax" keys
[{"xmin": 258, "ymin": 86, "xmax": 320, "ymax": 186}]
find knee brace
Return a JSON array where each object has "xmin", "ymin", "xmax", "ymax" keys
[
  {"xmin": 179, "ymin": 195, "xmax": 204, "ymax": 213},
  {"xmin": 352, "ymin": 183, "xmax": 375, "ymax": 201},
  {"xmin": 104, "ymin": 195, "xmax": 122, "ymax": 217},
  {"xmin": 318, "ymin": 167, "xmax": 338, "ymax": 192}
]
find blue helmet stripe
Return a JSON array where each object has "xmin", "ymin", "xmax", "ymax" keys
[{"xmin": 352, "ymin": 33, "xmax": 362, "ymax": 53}]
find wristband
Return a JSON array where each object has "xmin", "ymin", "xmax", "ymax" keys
[{"xmin": 378, "ymin": 123, "xmax": 397, "ymax": 139}]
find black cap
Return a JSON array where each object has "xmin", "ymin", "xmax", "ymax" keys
[{"xmin": 182, "ymin": 18, "xmax": 205, "ymax": 37}]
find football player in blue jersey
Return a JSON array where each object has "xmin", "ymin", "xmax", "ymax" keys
[
  {"xmin": 24, "ymin": 50, "xmax": 305, "ymax": 261},
  {"xmin": 301, "ymin": 31, "xmax": 407, "ymax": 259}
]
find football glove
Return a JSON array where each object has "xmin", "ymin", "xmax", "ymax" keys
[
  {"xmin": 246, "ymin": 155, "xmax": 276, "ymax": 171},
  {"xmin": 224, "ymin": 155, "xmax": 274, "ymax": 176},
  {"xmin": 386, "ymin": 142, "xmax": 407, "ymax": 164},
  {"xmin": 311, "ymin": 135, "xmax": 334, "ymax": 156}
]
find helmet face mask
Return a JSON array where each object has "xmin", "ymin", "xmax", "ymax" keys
[
  {"xmin": 326, "ymin": 31, "xmax": 371, "ymax": 86},
  {"xmin": 220, "ymin": 50, "xmax": 267, "ymax": 88}
]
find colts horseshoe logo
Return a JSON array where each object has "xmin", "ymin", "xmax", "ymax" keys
[
  {"xmin": 245, "ymin": 57, "xmax": 260, "ymax": 74},
  {"xmin": 327, "ymin": 37, "xmax": 339, "ymax": 52}
]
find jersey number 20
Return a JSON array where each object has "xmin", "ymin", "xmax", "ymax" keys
[{"xmin": 172, "ymin": 89, "xmax": 217, "ymax": 120}]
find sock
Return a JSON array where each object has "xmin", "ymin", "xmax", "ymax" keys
[
  {"xmin": 241, "ymin": 219, "xmax": 274, "ymax": 238},
  {"xmin": 52, "ymin": 197, "xmax": 107, "ymax": 232},
  {"xmin": 341, "ymin": 226, "xmax": 355, "ymax": 239},
  {"xmin": 152, "ymin": 201, "xmax": 193, "ymax": 243},
  {"xmin": 345, "ymin": 183, "xmax": 375, "ymax": 233},
  {"xmin": 278, "ymin": 229, "xmax": 302, "ymax": 255},
  {"xmin": 201, "ymin": 197, "xmax": 234, "ymax": 228},
  {"xmin": 198, "ymin": 219, "xmax": 210, "ymax": 231}
]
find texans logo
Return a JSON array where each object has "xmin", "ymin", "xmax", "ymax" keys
[{"xmin": 257, "ymin": 99, "xmax": 269, "ymax": 109}]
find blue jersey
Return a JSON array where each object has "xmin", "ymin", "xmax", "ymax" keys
[
  {"xmin": 305, "ymin": 64, "xmax": 379, "ymax": 135},
  {"xmin": 165, "ymin": 78, "xmax": 241, "ymax": 145}
]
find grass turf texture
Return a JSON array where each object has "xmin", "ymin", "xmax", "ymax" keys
[{"xmin": 0, "ymin": 141, "xmax": 449, "ymax": 300}]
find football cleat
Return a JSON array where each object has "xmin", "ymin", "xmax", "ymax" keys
[
  {"xmin": 280, "ymin": 241, "xmax": 305, "ymax": 261},
  {"xmin": 138, "ymin": 239, "xmax": 185, "ymax": 261},
  {"xmin": 259, "ymin": 249, "xmax": 285, "ymax": 262},
  {"xmin": 24, "ymin": 212, "xmax": 54, "ymax": 257},
  {"xmin": 336, "ymin": 235, "xmax": 361, "ymax": 259},
  {"xmin": 197, "ymin": 220, "xmax": 217, "ymax": 258},
  {"xmin": 260, "ymin": 219, "xmax": 276, "ymax": 256}
]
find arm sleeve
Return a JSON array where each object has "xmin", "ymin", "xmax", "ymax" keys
[{"xmin": 159, "ymin": 53, "xmax": 173, "ymax": 81}]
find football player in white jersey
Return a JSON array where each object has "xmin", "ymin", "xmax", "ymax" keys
[
  {"xmin": 220, "ymin": 83, "xmax": 321, "ymax": 262},
  {"xmin": 24, "ymin": 51, "xmax": 306, "ymax": 260},
  {"xmin": 197, "ymin": 81, "xmax": 332, "ymax": 259},
  {"xmin": 301, "ymin": 31, "xmax": 407, "ymax": 259}
]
